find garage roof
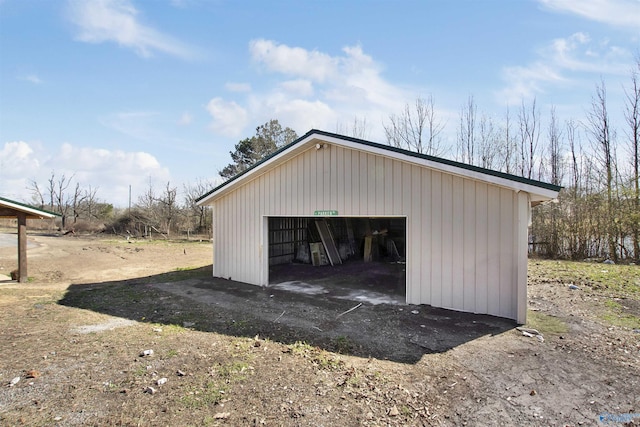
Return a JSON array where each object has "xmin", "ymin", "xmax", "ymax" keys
[{"xmin": 197, "ymin": 129, "xmax": 562, "ymax": 206}]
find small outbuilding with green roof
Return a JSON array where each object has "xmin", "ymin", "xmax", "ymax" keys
[
  {"xmin": 197, "ymin": 130, "xmax": 561, "ymax": 323},
  {"xmin": 0, "ymin": 196, "xmax": 59, "ymax": 283}
]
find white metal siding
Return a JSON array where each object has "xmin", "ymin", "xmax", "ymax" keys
[{"xmin": 211, "ymin": 143, "xmax": 523, "ymax": 320}]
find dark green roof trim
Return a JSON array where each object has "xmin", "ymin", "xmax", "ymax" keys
[
  {"xmin": 0, "ymin": 196, "xmax": 61, "ymax": 217},
  {"xmin": 197, "ymin": 129, "xmax": 562, "ymax": 202}
]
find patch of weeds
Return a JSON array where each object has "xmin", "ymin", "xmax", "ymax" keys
[
  {"xmin": 165, "ymin": 349, "xmax": 179, "ymax": 358},
  {"xmin": 526, "ymin": 311, "xmax": 568, "ymax": 335},
  {"xmin": 230, "ymin": 338, "xmax": 254, "ymax": 355},
  {"xmin": 149, "ymin": 323, "xmax": 185, "ymax": 335},
  {"xmin": 400, "ymin": 405, "xmax": 412, "ymax": 417},
  {"xmin": 289, "ymin": 341, "xmax": 314, "ymax": 355},
  {"xmin": 134, "ymin": 365, "xmax": 147, "ymax": 376},
  {"xmin": 181, "ymin": 381, "xmax": 227, "ymax": 409},
  {"xmin": 287, "ymin": 341, "xmax": 344, "ymax": 370},
  {"xmin": 334, "ymin": 335, "xmax": 353, "ymax": 354},
  {"xmin": 601, "ymin": 299, "xmax": 640, "ymax": 329},
  {"xmin": 217, "ymin": 361, "xmax": 250, "ymax": 381}
]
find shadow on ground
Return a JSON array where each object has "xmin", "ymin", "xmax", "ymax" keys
[{"xmin": 58, "ymin": 266, "xmax": 515, "ymax": 364}]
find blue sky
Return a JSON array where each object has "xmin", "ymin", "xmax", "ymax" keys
[{"xmin": 1, "ymin": 0, "xmax": 638, "ymax": 207}]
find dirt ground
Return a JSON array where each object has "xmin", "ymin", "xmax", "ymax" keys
[{"xmin": 0, "ymin": 232, "xmax": 638, "ymax": 426}]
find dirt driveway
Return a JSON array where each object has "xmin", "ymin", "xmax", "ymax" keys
[{"xmin": 0, "ymin": 232, "xmax": 638, "ymax": 426}]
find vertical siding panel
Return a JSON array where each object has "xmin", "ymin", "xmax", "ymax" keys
[
  {"xmin": 331, "ymin": 146, "xmax": 339, "ymax": 211},
  {"xmin": 359, "ymin": 152, "xmax": 368, "ymax": 215},
  {"xmin": 499, "ymin": 189, "xmax": 514, "ymax": 318},
  {"xmin": 318, "ymin": 148, "xmax": 325, "ymax": 210},
  {"xmin": 303, "ymin": 151, "xmax": 311, "ymax": 214},
  {"xmin": 251, "ymin": 183, "xmax": 258, "ymax": 283},
  {"xmin": 295, "ymin": 154, "xmax": 302, "ymax": 215},
  {"xmin": 263, "ymin": 172, "xmax": 270, "ymax": 215},
  {"xmin": 243, "ymin": 187, "xmax": 250, "ymax": 283},
  {"xmin": 351, "ymin": 150, "xmax": 360, "ymax": 215},
  {"xmin": 212, "ymin": 202, "xmax": 219, "ymax": 276},
  {"xmin": 229, "ymin": 195, "xmax": 235, "ymax": 279},
  {"xmin": 218, "ymin": 199, "xmax": 225, "ymax": 277},
  {"xmin": 463, "ymin": 180, "xmax": 476, "ymax": 312},
  {"xmin": 323, "ymin": 148, "xmax": 331, "ymax": 208},
  {"xmin": 402, "ymin": 163, "xmax": 413, "ymax": 301},
  {"xmin": 416, "ymin": 167, "xmax": 428, "ymax": 305},
  {"xmin": 214, "ymin": 203, "xmax": 220, "ymax": 275},
  {"xmin": 393, "ymin": 161, "xmax": 402, "ymax": 215},
  {"xmin": 285, "ymin": 156, "xmax": 293, "ymax": 215},
  {"xmin": 276, "ymin": 167, "xmax": 283, "ymax": 215},
  {"xmin": 335, "ymin": 147, "xmax": 344, "ymax": 213},
  {"xmin": 515, "ymin": 192, "xmax": 529, "ymax": 323},
  {"xmin": 475, "ymin": 182, "xmax": 488, "ymax": 314},
  {"xmin": 367, "ymin": 154, "xmax": 376, "ymax": 213},
  {"xmin": 426, "ymin": 169, "xmax": 439, "ymax": 307},
  {"xmin": 384, "ymin": 158, "xmax": 394, "ymax": 215},
  {"xmin": 487, "ymin": 186, "xmax": 501, "ymax": 316},
  {"xmin": 410, "ymin": 165, "xmax": 423, "ymax": 303},
  {"xmin": 343, "ymin": 149, "xmax": 352, "ymax": 215},
  {"xmin": 374, "ymin": 155, "xmax": 385, "ymax": 213},
  {"xmin": 451, "ymin": 176, "xmax": 464, "ymax": 310},
  {"xmin": 440, "ymin": 174, "xmax": 453, "ymax": 309},
  {"xmin": 402, "ymin": 163, "xmax": 412, "ymax": 213}
]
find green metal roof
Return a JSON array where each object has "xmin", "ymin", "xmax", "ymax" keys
[
  {"xmin": 0, "ymin": 196, "xmax": 60, "ymax": 218},
  {"xmin": 197, "ymin": 129, "xmax": 563, "ymax": 203}
]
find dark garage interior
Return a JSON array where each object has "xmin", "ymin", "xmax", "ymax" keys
[{"xmin": 268, "ymin": 217, "xmax": 407, "ymax": 301}]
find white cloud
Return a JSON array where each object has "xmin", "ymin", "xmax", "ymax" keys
[
  {"xmin": 225, "ymin": 82, "xmax": 252, "ymax": 93},
  {"xmin": 278, "ymin": 79, "xmax": 314, "ymax": 97},
  {"xmin": 67, "ymin": 0, "xmax": 196, "ymax": 59},
  {"xmin": 206, "ymin": 40, "xmax": 414, "ymax": 141},
  {"xmin": 178, "ymin": 111, "xmax": 193, "ymax": 125},
  {"xmin": 100, "ymin": 111, "xmax": 161, "ymax": 140},
  {"xmin": 0, "ymin": 141, "xmax": 40, "ymax": 175},
  {"xmin": 498, "ymin": 32, "xmax": 633, "ymax": 103},
  {"xmin": 538, "ymin": 0, "xmax": 640, "ymax": 30},
  {"xmin": 19, "ymin": 74, "xmax": 43, "ymax": 84},
  {"xmin": 206, "ymin": 98, "xmax": 249, "ymax": 137},
  {"xmin": 249, "ymin": 39, "xmax": 338, "ymax": 82},
  {"xmin": 0, "ymin": 140, "xmax": 170, "ymax": 207}
]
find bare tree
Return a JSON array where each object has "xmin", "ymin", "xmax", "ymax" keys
[
  {"xmin": 585, "ymin": 80, "xmax": 617, "ymax": 262},
  {"xmin": 82, "ymin": 185, "xmax": 100, "ymax": 222},
  {"xmin": 156, "ymin": 182, "xmax": 178, "ymax": 237},
  {"xmin": 478, "ymin": 113, "xmax": 501, "ymax": 169},
  {"xmin": 47, "ymin": 172, "xmax": 74, "ymax": 229},
  {"xmin": 457, "ymin": 95, "xmax": 477, "ymax": 164},
  {"xmin": 384, "ymin": 96, "xmax": 445, "ymax": 156},
  {"xmin": 28, "ymin": 180, "xmax": 45, "ymax": 208},
  {"xmin": 336, "ymin": 116, "xmax": 371, "ymax": 140},
  {"xmin": 517, "ymin": 98, "xmax": 540, "ymax": 179},
  {"xmin": 623, "ymin": 59, "xmax": 640, "ymax": 261},
  {"xmin": 184, "ymin": 178, "xmax": 215, "ymax": 235},
  {"xmin": 502, "ymin": 107, "xmax": 517, "ymax": 174},
  {"xmin": 547, "ymin": 106, "xmax": 564, "ymax": 186}
]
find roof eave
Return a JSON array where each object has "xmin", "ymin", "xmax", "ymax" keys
[{"xmin": 197, "ymin": 130, "xmax": 562, "ymax": 205}]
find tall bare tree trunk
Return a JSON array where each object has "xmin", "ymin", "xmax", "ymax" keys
[
  {"xmin": 624, "ymin": 61, "xmax": 640, "ymax": 261},
  {"xmin": 586, "ymin": 81, "xmax": 617, "ymax": 262}
]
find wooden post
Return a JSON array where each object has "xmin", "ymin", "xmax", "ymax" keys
[{"xmin": 17, "ymin": 212, "xmax": 27, "ymax": 283}]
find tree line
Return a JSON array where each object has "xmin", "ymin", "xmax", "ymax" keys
[
  {"xmin": 378, "ymin": 66, "xmax": 638, "ymax": 262},
  {"xmin": 24, "ymin": 63, "xmax": 639, "ymax": 261},
  {"xmin": 26, "ymin": 171, "xmax": 217, "ymax": 238}
]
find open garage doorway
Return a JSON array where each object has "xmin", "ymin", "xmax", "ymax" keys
[{"xmin": 266, "ymin": 216, "xmax": 407, "ymax": 304}]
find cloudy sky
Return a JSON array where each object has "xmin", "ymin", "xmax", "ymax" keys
[{"xmin": 1, "ymin": 0, "xmax": 638, "ymax": 207}]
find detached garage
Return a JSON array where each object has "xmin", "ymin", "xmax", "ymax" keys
[{"xmin": 197, "ymin": 130, "xmax": 561, "ymax": 323}]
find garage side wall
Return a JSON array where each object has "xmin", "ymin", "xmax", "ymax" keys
[{"xmin": 212, "ymin": 143, "xmax": 522, "ymax": 320}]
